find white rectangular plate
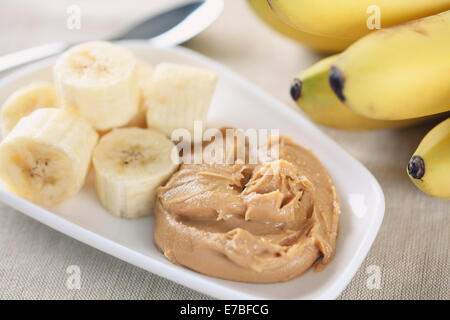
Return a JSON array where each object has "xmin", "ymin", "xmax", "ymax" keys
[{"xmin": 0, "ymin": 41, "xmax": 384, "ymax": 300}]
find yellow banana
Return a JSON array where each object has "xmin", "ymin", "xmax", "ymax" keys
[
  {"xmin": 291, "ymin": 54, "xmax": 441, "ymax": 130},
  {"xmin": 329, "ymin": 11, "xmax": 450, "ymax": 120},
  {"xmin": 267, "ymin": 0, "xmax": 450, "ymax": 40},
  {"xmin": 248, "ymin": 0, "xmax": 352, "ymax": 53},
  {"xmin": 407, "ymin": 117, "xmax": 450, "ymax": 199}
]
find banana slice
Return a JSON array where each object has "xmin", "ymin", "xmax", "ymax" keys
[
  {"xmin": 1, "ymin": 82, "xmax": 59, "ymax": 137},
  {"xmin": 136, "ymin": 59, "xmax": 155, "ymax": 100},
  {"xmin": 125, "ymin": 59, "xmax": 155, "ymax": 128},
  {"xmin": 146, "ymin": 63, "xmax": 218, "ymax": 136},
  {"xmin": 0, "ymin": 108, "xmax": 98, "ymax": 207},
  {"xmin": 93, "ymin": 127, "xmax": 179, "ymax": 219},
  {"xmin": 54, "ymin": 41, "xmax": 139, "ymax": 131}
]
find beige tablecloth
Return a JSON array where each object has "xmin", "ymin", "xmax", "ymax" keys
[{"xmin": 0, "ymin": 0, "xmax": 448, "ymax": 300}]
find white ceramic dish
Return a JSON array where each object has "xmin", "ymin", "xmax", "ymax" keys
[{"xmin": 0, "ymin": 41, "xmax": 384, "ymax": 300}]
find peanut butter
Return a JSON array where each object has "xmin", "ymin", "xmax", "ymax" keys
[{"xmin": 154, "ymin": 133, "xmax": 340, "ymax": 283}]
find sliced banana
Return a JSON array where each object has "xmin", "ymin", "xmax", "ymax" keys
[
  {"xmin": 125, "ymin": 59, "xmax": 155, "ymax": 128},
  {"xmin": 146, "ymin": 63, "xmax": 218, "ymax": 136},
  {"xmin": 0, "ymin": 108, "xmax": 98, "ymax": 207},
  {"xmin": 93, "ymin": 127, "xmax": 179, "ymax": 219},
  {"xmin": 1, "ymin": 82, "xmax": 59, "ymax": 137},
  {"xmin": 53, "ymin": 41, "xmax": 139, "ymax": 131},
  {"xmin": 136, "ymin": 59, "xmax": 155, "ymax": 100}
]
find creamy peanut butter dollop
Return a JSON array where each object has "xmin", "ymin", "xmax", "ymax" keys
[{"xmin": 154, "ymin": 133, "xmax": 340, "ymax": 283}]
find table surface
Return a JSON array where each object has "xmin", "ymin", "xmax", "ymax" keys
[{"xmin": 0, "ymin": 0, "xmax": 448, "ymax": 300}]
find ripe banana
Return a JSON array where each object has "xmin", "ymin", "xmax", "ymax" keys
[
  {"xmin": 329, "ymin": 11, "xmax": 450, "ymax": 120},
  {"xmin": 407, "ymin": 117, "xmax": 450, "ymax": 199},
  {"xmin": 248, "ymin": 0, "xmax": 352, "ymax": 53},
  {"xmin": 0, "ymin": 108, "xmax": 98, "ymax": 206},
  {"xmin": 268, "ymin": 0, "xmax": 450, "ymax": 40},
  {"xmin": 291, "ymin": 55, "xmax": 441, "ymax": 130},
  {"xmin": 93, "ymin": 127, "xmax": 179, "ymax": 218},
  {"xmin": 126, "ymin": 59, "xmax": 155, "ymax": 128},
  {"xmin": 54, "ymin": 41, "xmax": 140, "ymax": 131},
  {"xmin": 146, "ymin": 63, "xmax": 218, "ymax": 137},
  {"xmin": 1, "ymin": 82, "xmax": 59, "ymax": 137}
]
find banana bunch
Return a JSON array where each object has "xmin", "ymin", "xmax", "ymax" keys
[
  {"xmin": 287, "ymin": 10, "xmax": 450, "ymax": 198},
  {"xmin": 248, "ymin": 0, "xmax": 352, "ymax": 53},
  {"xmin": 0, "ymin": 41, "xmax": 218, "ymax": 216},
  {"xmin": 329, "ymin": 12, "xmax": 450, "ymax": 120},
  {"xmin": 248, "ymin": 0, "xmax": 450, "ymax": 51},
  {"xmin": 290, "ymin": 54, "xmax": 441, "ymax": 130}
]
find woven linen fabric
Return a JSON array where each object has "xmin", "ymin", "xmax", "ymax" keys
[{"xmin": 0, "ymin": 0, "xmax": 448, "ymax": 300}]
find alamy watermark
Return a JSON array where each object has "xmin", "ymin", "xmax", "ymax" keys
[
  {"xmin": 66, "ymin": 5, "xmax": 81, "ymax": 30},
  {"xmin": 366, "ymin": 265, "xmax": 381, "ymax": 290},
  {"xmin": 66, "ymin": 265, "xmax": 81, "ymax": 290},
  {"xmin": 366, "ymin": 5, "xmax": 381, "ymax": 30},
  {"xmin": 170, "ymin": 121, "xmax": 280, "ymax": 165}
]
